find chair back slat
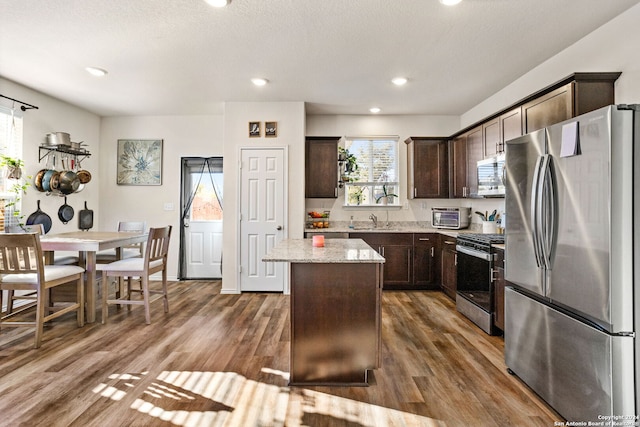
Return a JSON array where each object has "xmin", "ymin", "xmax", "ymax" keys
[
  {"xmin": 0, "ymin": 233, "xmax": 43, "ymax": 276},
  {"xmin": 144, "ymin": 226, "xmax": 172, "ymax": 264},
  {"xmin": 118, "ymin": 221, "xmax": 147, "ymax": 253}
]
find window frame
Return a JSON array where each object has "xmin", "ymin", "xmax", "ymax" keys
[{"xmin": 341, "ymin": 136, "xmax": 400, "ymax": 207}]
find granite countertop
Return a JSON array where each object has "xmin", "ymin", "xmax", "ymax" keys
[
  {"xmin": 262, "ymin": 238, "xmax": 385, "ymax": 264},
  {"xmin": 304, "ymin": 221, "xmax": 479, "ymax": 238}
]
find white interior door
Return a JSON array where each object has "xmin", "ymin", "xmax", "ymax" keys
[
  {"xmin": 181, "ymin": 157, "xmax": 223, "ymax": 279},
  {"xmin": 240, "ymin": 148, "xmax": 286, "ymax": 292}
]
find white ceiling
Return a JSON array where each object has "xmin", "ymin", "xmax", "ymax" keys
[{"xmin": 1, "ymin": 0, "xmax": 638, "ymax": 117}]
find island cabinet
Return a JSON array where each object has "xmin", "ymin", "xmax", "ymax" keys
[
  {"xmin": 406, "ymin": 137, "xmax": 449, "ymax": 199},
  {"xmin": 522, "ymin": 73, "xmax": 619, "ymax": 133},
  {"xmin": 440, "ymin": 235, "xmax": 457, "ymax": 300},
  {"xmin": 262, "ymin": 238, "xmax": 384, "ymax": 386},
  {"xmin": 305, "ymin": 136, "xmax": 340, "ymax": 198},
  {"xmin": 493, "ymin": 247, "xmax": 505, "ymax": 331},
  {"xmin": 350, "ymin": 233, "xmax": 413, "ymax": 289}
]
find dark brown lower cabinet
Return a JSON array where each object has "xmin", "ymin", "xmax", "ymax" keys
[
  {"xmin": 413, "ymin": 233, "xmax": 439, "ymax": 290},
  {"xmin": 350, "ymin": 233, "xmax": 413, "ymax": 289},
  {"xmin": 493, "ymin": 247, "xmax": 505, "ymax": 331},
  {"xmin": 440, "ymin": 235, "xmax": 457, "ymax": 300}
]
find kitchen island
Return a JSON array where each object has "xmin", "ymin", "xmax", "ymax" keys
[{"xmin": 263, "ymin": 238, "xmax": 385, "ymax": 386}]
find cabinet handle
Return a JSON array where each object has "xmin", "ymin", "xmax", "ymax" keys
[
  {"xmin": 490, "ymin": 267, "xmax": 498, "ymax": 282},
  {"xmin": 334, "ymin": 187, "xmax": 338, "ymax": 197},
  {"xmin": 419, "ymin": 238, "xmax": 430, "ymax": 241},
  {"xmin": 431, "ymin": 247, "xmax": 434, "ymax": 257},
  {"xmin": 454, "ymin": 253, "xmax": 457, "ymax": 266},
  {"xmin": 463, "ymin": 187, "xmax": 468, "ymax": 198},
  {"xmin": 444, "ymin": 241, "xmax": 455, "ymax": 245},
  {"xmin": 414, "ymin": 187, "xmax": 417, "ymax": 198}
]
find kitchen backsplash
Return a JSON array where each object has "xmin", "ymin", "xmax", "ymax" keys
[{"xmin": 305, "ymin": 197, "xmax": 505, "ymax": 229}]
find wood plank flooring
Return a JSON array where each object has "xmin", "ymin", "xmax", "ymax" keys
[{"xmin": 0, "ymin": 281, "xmax": 562, "ymax": 426}]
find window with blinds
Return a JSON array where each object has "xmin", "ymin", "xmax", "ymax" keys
[
  {"xmin": 342, "ymin": 136, "xmax": 399, "ymax": 207},
  {"xmin": 0, "ymin": 105, "xmax": 25, "ymax": 230}
]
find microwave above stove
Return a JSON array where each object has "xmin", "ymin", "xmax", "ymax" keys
[
  {"xmin": 431, "ymin": 207, "xmax": 470, "ymax": 229},
  {"xmin": 477, "ymin": 154, "xmax": 506, "ymax": 197}
]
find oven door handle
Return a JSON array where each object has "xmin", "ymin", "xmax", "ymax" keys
[{"xmin": 456, "ymin": 245, "xmax": 493, "ymax": 261}]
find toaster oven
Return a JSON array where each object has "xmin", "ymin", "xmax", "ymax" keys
[{"xmin": 431, "ymin": 207, "xmax": 471, "ymax": 229}]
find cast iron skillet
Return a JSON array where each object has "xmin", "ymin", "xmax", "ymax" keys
[
  {"xmin": 58, "ymin": 197, "xmax": 74, "ymax": 224},
  {"xmin": 26, "ymin": 200, "xmax": 52, "ymax": 233},
  {"xmin": 78, "ymin": 201, "xmax": 93, "ymax": 231}
]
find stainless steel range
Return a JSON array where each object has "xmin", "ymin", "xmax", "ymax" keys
[{"xmin": 455, "ymin": 233, "xmax": 504, "ymax": 335}]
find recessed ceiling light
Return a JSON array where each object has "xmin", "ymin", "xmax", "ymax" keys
[
  {"xmin": 370, "ymin": 107, "xmax": 381, "ymax": 113},
  {"xmin": 439, "ymin": 0, "xmax": 462, "ymax": 5},
  {"xmin": 392, "ymin": 77, "xmax": 408, "ymax": 86},
  {"xmin": 204, "ymin": 0, "xmax": 230, "ymax": 7},
  {"xmin": 85, "ymin": 67, "xmax": 108, "ymax": 77},
  {"xmin": 251, "ymin": 78, "xmax": 268, "ymax": 86}
]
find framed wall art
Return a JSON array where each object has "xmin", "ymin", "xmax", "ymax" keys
[
  {"xmin": 116, "ymin": 139, "xmax": 163, "ymax": 185},
  {"xmin": 249, "ymin": 121, "xmax": 261, "ymax": 138},
  {"xmin": 265, "ymin": 121, "xmax": 278, "ymax": 138}
]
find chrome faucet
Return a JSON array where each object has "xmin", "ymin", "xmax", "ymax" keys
[{"xmin": 369, "ymin": 213, "xmax": 378, "ymax": 228}]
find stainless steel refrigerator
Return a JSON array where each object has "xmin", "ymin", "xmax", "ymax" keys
[{"xmin": 504, "ymin": 104, "xmax": 639, "ymax": 421}]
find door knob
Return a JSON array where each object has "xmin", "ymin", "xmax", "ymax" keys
[{"xmin": 277, "ymin": 226, "xmax": 283, "ymax": 230}]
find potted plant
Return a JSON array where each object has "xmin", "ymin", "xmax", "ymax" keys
[
  {"xmin": 1, "ymin": 154, "xmax": 24, "ymax": 180},
  {"xmin": 1, "ymin": 154, "xmax": 31, "ymax": 228},
  {"xmin": 348, "ymin": 186, "xmax": 365, "ymax": 205},
  {"xmin": 375, "ymin": 184, "xmax": 398, "ymax": 205},
  {"xmin": 338, "ymin": 147, "xmax": 358, "ymax": 175}
]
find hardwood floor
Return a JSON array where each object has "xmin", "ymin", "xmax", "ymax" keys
[{"xmin": 0, "ymin": 281, "xmax": 562, "ymax": 426}]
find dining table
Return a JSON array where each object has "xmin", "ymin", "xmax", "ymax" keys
[{"xmin": 40, "ymin": 231, "xmax": 148, "ymax": 323}]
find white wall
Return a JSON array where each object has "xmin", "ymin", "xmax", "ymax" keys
[
  {"xmin": 221, "ymin": 102, "xmax": 306, "ymax": 294},
  {"xmin": 99, "ymin": 115, "xmax": 223, "ymax": 280},
  {"xmin": 462, "ymin": 3, "xmax": 640, "ymax": 127},
  {"xmin": 0, "ymin": 77, "xmax": 101, "ymax": 234}
]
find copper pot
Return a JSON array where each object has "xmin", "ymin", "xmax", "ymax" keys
[
  {"xmin": 34, "ymin": 169, "xmax": 47, "ymax": 192},
  {"xmin": 77, "ymin": 169, "xmax": 91, "ymax": 184}
]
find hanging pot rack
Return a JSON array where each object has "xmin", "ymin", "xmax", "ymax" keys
[{"xmin": 0, "ymin": 94, "xmax": 39, "ymax": 111}]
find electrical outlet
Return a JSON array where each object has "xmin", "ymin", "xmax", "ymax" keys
[
  {"xmin": 163, "ymin": 203, "xmax": 174, "ymax": 211},
  {"xmin": 422, "ymin": 202, "xmax": 428, "ymax": 209},
  {"xmin": 403, "ymin": 201, "xmax": 409, "ymax": 210}
]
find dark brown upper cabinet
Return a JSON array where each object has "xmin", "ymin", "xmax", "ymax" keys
[
  {"xmin": 305, "ymin": 136, "xmax": 340, "ymax": 198},
  {"xmin": 406, "ymin": 137, "xmax": 448, "ymax": 199},
  {"xmin": 522, "ymin": 72, "xmax": 619, "ymax": 133},
  {"xmin": 500, "ymin": 107, "xmax": 523, "ymax": 147},
  {"xmin": 450, "ymin": 126, "xmax": 482, "ymax": 198},
  {"xmin": 482, "ymin": 117, "xmax": 500, "ymax": 159}
]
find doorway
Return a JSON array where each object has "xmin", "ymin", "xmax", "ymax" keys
[
  {"xmin": 239, "ymin": 147, "xmax": 287, "ymax": 292},
  {"xmin": 179, "ymin": 157, "xmax": 223, "ymax": 279}
]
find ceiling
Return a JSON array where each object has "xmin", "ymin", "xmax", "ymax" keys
[{"xmin": 1, "ymin": 0, "xmax": 638, "ymax": 117}]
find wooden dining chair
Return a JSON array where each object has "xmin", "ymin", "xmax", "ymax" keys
[
  {"xmin": 0, "ymin": 233, "xmax": 85, "ymax": 348},
  {"xmin": 3, "ymin": 224, "xmax": 79, "ymax": 316},
  {"xmin": 98, "ymin": 226, "xmax": 172, "ymax": 324},
  {"xmin": 96, "ymin": 221, "xmax": 147, "ymax": 263}
]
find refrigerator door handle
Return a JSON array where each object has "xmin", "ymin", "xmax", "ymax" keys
[
  {"xmin": 539, "ymin": 154, "xmax": 556, "ymax": 270},
  {"xmin": 530, "ymin": 155, "xmax": 545, "ymax": 267}
]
